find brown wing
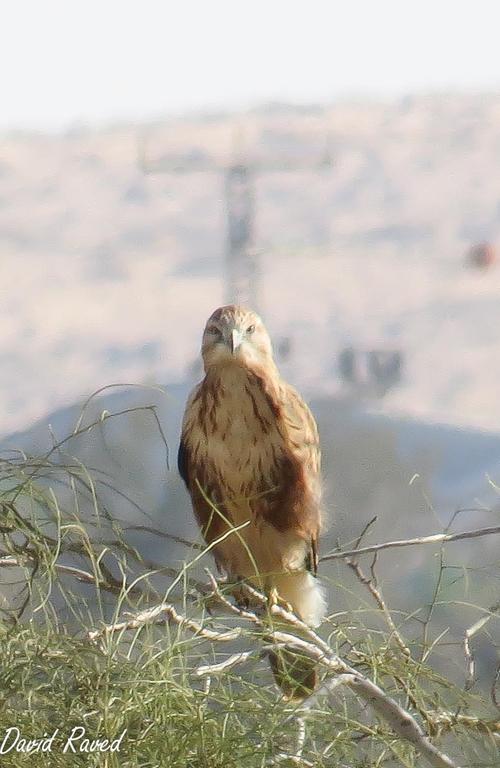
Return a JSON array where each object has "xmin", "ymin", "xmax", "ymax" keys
[
  {"xmin": 279, "ymin": 383, "xmax": 322, "ymax": 575},
  {"xmin": 281, "ymin": 383, "xmax": 321, "ymax": 471},
  {"xmin": 178, "ymin": 384, "xmax": 232, "ymax": 572}
]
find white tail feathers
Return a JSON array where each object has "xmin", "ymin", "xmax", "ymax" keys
[{"xmin": 271, "ymin": 571, "xmax": 327, "ymax": 628}]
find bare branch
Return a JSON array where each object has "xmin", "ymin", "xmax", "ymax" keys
[
  {"xmin": 345, "ymin": 674, "xmax": 458, "ymax": 768},
  {"xmin": 91, "ymin": 579, "xmax": 464, "ymax": 768},
  {"xmin": 193, "ymin": 629, "xmax": 460, "ymax": 767},
  {"xmin": 321, "ymin": 525, "xmax": 500, "ymax": 562},
  {"xmin": 87, "ymin": 602, "xmax": 242, "ymax": 643},
  {"xmin": 195, "ymin": 650, "xmax": 255, "ymax": 676},
  {"xmin": 198, "ymin": 599, "xmax": 458, "ymax": 767}
]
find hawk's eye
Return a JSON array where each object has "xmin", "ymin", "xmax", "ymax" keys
[
  {"xmin": 207, "ymin": 325, "xmax": 221, "ymax": 337},
  {"xmin": 246, "ymin": 324, "xmax": 255, "ymax": 334}
]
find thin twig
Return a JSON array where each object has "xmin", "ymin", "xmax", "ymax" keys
[
  {"xmin": 345, "ymin": 554, "xmax": 411, "ymax": 658},
  {"xmin": 421, "ymin": 510, "xmax": 461, "ymax": 664},
  {"xmin": 0, "ymin": 555, "xmax": 143, "ymax": 596},
  {"xmin": 464, "ymin": 600, "xmax": 500, "ymax": 691},
  {"xmin": 492, "ymin": 664, "xmax": 500, "ymax": 711},
  {"xmin": 127, "ymin": 525, "xmax": 202, "ymax": 551},
  {"xmin": 463, "ymin": 625, "xmax": 475, "ymax": 692}
]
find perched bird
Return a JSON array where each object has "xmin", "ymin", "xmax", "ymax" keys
[{"xmin": 178, "ymin": 305, "xmax": 326, "ymax": 698}]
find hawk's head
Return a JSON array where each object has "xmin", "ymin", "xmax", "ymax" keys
[{"xmin": 201, "ymin": 305, "xmax": 274, "ymax": 372}]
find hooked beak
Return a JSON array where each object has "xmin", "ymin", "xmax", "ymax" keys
[{"xmin": 229, "ymin": 328, "xmax": 243, "ymax": 354}]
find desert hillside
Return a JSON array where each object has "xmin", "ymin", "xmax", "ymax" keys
[{"xmin": 2, "ymin": 94, "xmax": 500, "ymax": 435}]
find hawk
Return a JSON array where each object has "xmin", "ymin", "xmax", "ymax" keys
[{"xmin": 178, "ymin": 305, "xmax": 326, "ymax": 698}]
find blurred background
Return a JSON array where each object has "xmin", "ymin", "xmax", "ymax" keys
[{"xmin": 1, "ymin": 0, "xmax": 499, "ymax": 687}]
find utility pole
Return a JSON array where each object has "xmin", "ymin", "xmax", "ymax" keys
[
  {"xmin": 225, "ymin": 161, "xmax": 257, "ymax": 309},
  {"xmin": 138, "ymin": 120, "xmax": 332, "ymax": 315}
]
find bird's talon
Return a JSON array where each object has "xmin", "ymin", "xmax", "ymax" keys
[
  {"xmin": 267, "ymin": 589, "xmax": 294, "ymax": 615},
  {"xmin": 268, "ymin": 587, "xmax": 279, "ymax": 607}
]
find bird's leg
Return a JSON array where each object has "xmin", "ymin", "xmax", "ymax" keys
[
  {"xmin": 229, "ymin": 577, "xmax": 251, "ymax": 609},
  {"xmin": 268, "ymin": 586, "xmax": 279, "ymax": 608},
  {"xmin": 268, "ymin": 586, "xmax": 294, "ymax": 615}
]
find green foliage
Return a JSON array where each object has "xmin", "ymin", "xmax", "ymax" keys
[{"xmin": 0, "ymin": 411, "xmax": 498, "ymax": 767}]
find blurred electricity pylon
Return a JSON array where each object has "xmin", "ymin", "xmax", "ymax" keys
[
  {"xmin": 138, "ymin": 123, "xmax": 332, "ymax": 313},
  {"xmin": 339, "ymin": 346, "xmax": 404, "ymax": 398}
]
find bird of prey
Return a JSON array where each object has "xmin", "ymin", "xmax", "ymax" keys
[{"xmin": 178, "ymin": 305, "xmax": 326, "ymax": 698}]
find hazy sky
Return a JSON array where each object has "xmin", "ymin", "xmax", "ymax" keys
[{"xmin": 2, "ymin": 0, "xmax": 500, "ymax": 130}]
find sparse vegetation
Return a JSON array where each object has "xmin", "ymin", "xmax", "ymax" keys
[{"xmin": 0, "ymin": 405, "xmax": 499, "ymax": 767}]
